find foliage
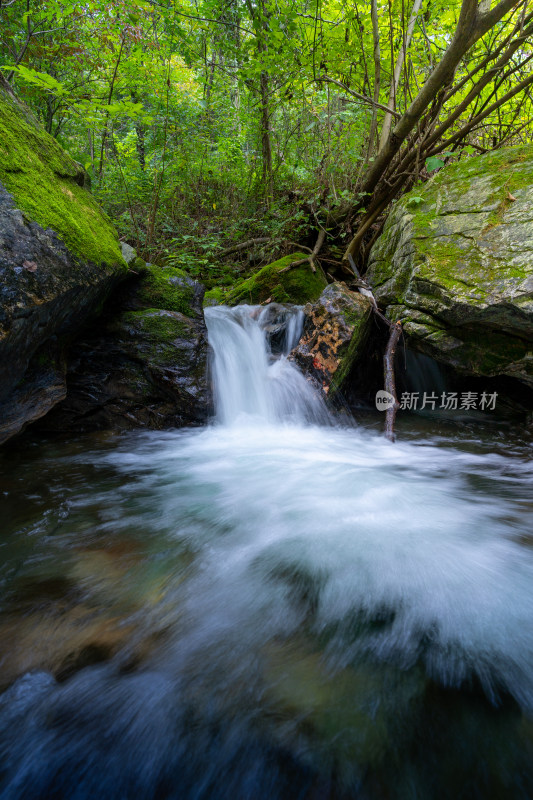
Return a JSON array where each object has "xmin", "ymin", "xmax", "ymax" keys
[{"xmin": 1, "ymin": 0, "xmax": 532, "ymax": 275}]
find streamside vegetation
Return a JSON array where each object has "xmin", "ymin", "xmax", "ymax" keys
[{"xmin": 2, "ymin": 0, "xmax": 533, "ymax": 286}]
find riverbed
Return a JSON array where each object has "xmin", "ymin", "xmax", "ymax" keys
[{"xmin": 0, "ymin": 306, "xmax": 532, "ymax": 799}]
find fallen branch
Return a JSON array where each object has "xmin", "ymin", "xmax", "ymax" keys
[
  {"xmin": 280, "ymin": 228, "xmax": 326, "ymax": 274},
  {"xmin": 220, "ymin": 237, "xmax": 270, "ymax": 257},
  {"xmin": 220, "ymin": 238, "xmax": 313, "ymax": 258},
  {"xmin": 347, "ymin": 256, "xmax": 402, "ymax": 440},
  {"xmin": 347, "ymin": 254, "xmax": 378, "ymax": 308},
  {"xmin": 384, "ymin": 322, "xmax": 402, "ymax": 442}
]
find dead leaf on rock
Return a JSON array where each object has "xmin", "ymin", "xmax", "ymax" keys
[
  {"xmin": 507, "ymin": 192, "xmax": 517, "ymax": 202},
  {"xmin": 22, "ymin": 260, "xmax": 38, "ymax": 272}
]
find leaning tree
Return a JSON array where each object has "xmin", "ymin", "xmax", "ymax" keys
[{"xmin": 310, "ymin": 0, "xmax": 533, "ymax": 272}]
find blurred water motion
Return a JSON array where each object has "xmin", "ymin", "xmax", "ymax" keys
[{"xmin": 0, "ymin": 305, "xmax": 531, "ymax": 799}]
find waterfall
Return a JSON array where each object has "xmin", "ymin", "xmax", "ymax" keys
[
  {"xmin": 204, "ymin": 304, "xmax": 329, "ymax": 427},
  {"xmin": 1, "ymin": 309, "xmax": 533, "ymax": 800}
]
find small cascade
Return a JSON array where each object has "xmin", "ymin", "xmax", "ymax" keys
[{"xmin": 204, "ymin": 304, "xmax": 328, "ymax": 427}]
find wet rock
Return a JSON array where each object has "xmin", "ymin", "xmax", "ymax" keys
[
  {"xmin": 366, "ymin": 145, "xmax": 533, "ymax": 388},
  {"xmin": 0, "ymin": 86, "xmax": 127, "ymax": 444},
  {"xmin": 40, "ymin": 257, "xmax": 211, "ymax": 432},
  {"xmin": 291, "ymin": 283, "xmax": 373, "ymax": 400},
  {"xmin": 0, "ymin": 537, "xmax": 186, "ymax": 689}
]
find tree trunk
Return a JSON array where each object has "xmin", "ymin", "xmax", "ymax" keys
[
  {"xmin": 260, "ymin": 69, "xmax": 274, "ymax": 204},
  {"xmin": 342, "ymin": 0, "xmax": 520, "ymax": 266},
  {"xmin": 365, "ymin": 0, "xmax": 381, "ymax": 165},
  {"xmin": 384, "ymin": 322, "xmax": 402, "ymax": 441},
  {"xmin": 378, "ymin": 0, "xmax": 424, "ymax": 153}
]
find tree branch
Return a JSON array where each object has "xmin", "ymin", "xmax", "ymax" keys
[{"xmin": 316, "ymin": 75, "xmax": 402, "ymax": 118}]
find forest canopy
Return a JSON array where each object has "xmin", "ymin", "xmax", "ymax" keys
[{"xmin": 1, "ymin": 0, "xmax": 532, "ymax": 283}]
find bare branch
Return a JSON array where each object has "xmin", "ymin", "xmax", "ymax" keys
[{"xmin": 316, "ymin": 75, "xmax": 402, "ymax": 118}]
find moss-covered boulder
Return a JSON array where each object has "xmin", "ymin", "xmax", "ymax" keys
[
  {"xmin": 0, "ymin": 85, "xmax": 127, "ymax": 443},
  {"xmin": 203, "ymin": 286, "xmax": 227, "ymax": 307},
  {"xmin": 291, "ymin": 283, "xmax": 373, "ymax": 400},
  {"xmin": 40, "ymin": 256, "xmax": 210, "ymax": 432},
  {"xmin": 135, "ymin": 263, "xmax": 204, "ymax": 318},
  {"xmin": 224, "ymin": 253, "xmax": 327, "ymax": 306},
  {"xmin": 366, "ymin": 145, "xmax": 533, "ymax": 388}
]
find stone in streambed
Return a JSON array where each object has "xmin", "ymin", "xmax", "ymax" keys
[
  {"xmin": 291, "ymin": 282, "xmax": 373, "ymax": 400},
  {"xmin": 40, "ymin": 255, "xmax": 211, "ymax": 432}
]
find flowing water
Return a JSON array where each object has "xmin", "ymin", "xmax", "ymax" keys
[{"xmin": 0, "ymin": 304, "xmax": 532, "ymax": 799}]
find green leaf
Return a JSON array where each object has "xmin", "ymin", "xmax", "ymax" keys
[
  {"xmin": 425, "ymin": 156, "xmax": 445, "ymax": 172},
  {"xmin": 406, "ymin": 196, "xmax": 424, "ymax": 206}
]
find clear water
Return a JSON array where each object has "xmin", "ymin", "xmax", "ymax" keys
[{"xmin": 0, "ymin": 305, "xmax": 532, "ymax": 799}]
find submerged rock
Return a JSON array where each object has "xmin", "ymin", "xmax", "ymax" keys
[
  {"xmin": 0, "ymin": 86, "xmax": 127, "ymax": 444},
  {"xmin": 40, "ymin": 256, "xmax": 210, "ymax": 432},
  {"xmin": 291, "ymin": 283, "xmax": 373, "ymax": 400},
  {"xmin": 367, "ymin": 145, "xmax": 533, "ymax": 388}
]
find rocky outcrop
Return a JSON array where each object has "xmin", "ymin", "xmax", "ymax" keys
[
  {"xmin": 366, "ymin": 145, "xmax": 533, "ymax": 388},
  {"xmin": 0, "ymin": 86, "xmax": 127, "ymax": 443},
  {"xmin": 291, "ymin": 283, "xmax": 373, "ymax": 400},
  {"xmin": 204, "ymin": 253, "xmax": 328, "ymax": 306},
  {"xmin": 40, "ymin": 256, "xmax": 210, "ymax": 432}
]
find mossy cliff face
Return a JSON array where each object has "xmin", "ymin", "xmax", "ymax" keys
[
  {"xmin": 40, "ymin": 256, "xmax": 211, "ymax": 433},
  {"xmin": 367, "ymin": 145, "xmax": 533, "ymax": 387},
  {"xmin": 0, "ymin": 86, "xmax": 126, "ymax": 443},
  {"xmin": 291, "ymin": 283, "xmax": 373, "ymax": 400},
  {"xmin": 222, "ymin": 253, "xmax": 327, "ymax": 306}
]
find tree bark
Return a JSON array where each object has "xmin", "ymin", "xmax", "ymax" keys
[
  {"xmin": 384, "ymin": 322, "xmax": 402, "ymax": 441},
  {"xmin": 342, "ymin": 0, "xmax": 521, "ymax": 266},
  {"xmin": 365, "ymin": 0, "xmax": 381, "ymax": 164},
  {"xmin": 260, "ymin": 68, "xmax": 274, "ymax": 203},
  {"xmin": 378, "ymin": 0, "xmax": 424, "ymax": 153}
]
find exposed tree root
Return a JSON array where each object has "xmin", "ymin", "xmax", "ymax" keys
[{"xmin": 280, "ymin": 228, "xmax": 326, "ymax": 274}]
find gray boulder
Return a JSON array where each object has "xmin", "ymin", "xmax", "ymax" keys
[
  {"xmin": 367, "ymin": 145, "xmax": 533, "ymax": 388},
  {"xmin": 40, "ymin": 261, "xmax": 211, "ymax": 432}
]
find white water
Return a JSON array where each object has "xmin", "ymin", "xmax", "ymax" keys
[
  {"xmin": 205, "ymin": 304, "xmax": 329, "ymax": 426},
  {"xmin": 173, "ymin": 305, "xmax": 533, "ymax": 709},
  {"xmin": 1, "ymin": 303, "xmax": 533, "ymax": 798}
]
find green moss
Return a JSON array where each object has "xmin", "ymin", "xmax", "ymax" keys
[
  {"xmin": 0, "ymin": 88, "xmax": 125, "ymax": 270},
  {"xmin": 120, "ymin": 309, "xmax": 189, "ymax": 341},
  {"xmin": 225, "ymin": 253, "xmax": 327, "ymax": 306},
  {"xmin": 135, "ymin": 264, "xmax": 197, "ymax": 316},
  {"xmin": 203, "ymin": 287, "xmax": 227, "ymax": 307},
  {"xmin": 329, "ymin": 301, "xmax": 372, "ymax": 396}
]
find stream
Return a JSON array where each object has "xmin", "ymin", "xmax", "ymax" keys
[{"xmin": 0, "ymin": 304, "xmax": 532, "ymax": 799}]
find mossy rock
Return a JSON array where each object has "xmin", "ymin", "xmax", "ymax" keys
[
  {"xmin": 225, "ymin": 253, "xmax": 327, "ymax": 306},
  {"xmin": 0, "ymin": 90, "xmax": 124, "ymax": 267},
  {"xmin": 291, "ymin": 283, "xmax": 373, "ymax": 400},
  {"xmin": 203, "ymin": 286, "xmax": 227, "ymax": 307},
  {"xmin": 367, "ymin": 144, "xmax": 533, "ymax": 388},
  {"xmin": 41, "ymin": 307, "xmax": 210, "ymax": 434},
  {"xmin": 135, "ymin": 264, "xmax": 204, "ymax": 318},
  {"xmin": 0, "ymin": 85, "xmax": 127, "ymax": 444}
]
